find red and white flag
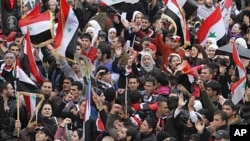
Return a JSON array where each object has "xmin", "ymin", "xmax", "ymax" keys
[
  {"xmin": 231, "ymin": 44, "xmax": 247, "ymax": 105},
  {"xmin": 197, "ymin": 5, "xmax": 226, "ymax": 46},
  {"xmin": 6, "ymin": 31, "xmax": 17, "ymax": 46},
  {"xmin": 15, "ymin": 57, "xmax": 40, "ymax": 93},
  {"xmin": 54, "ymin": 0, "xmax": 79, "ymax": 58},
  {"xmin": 220, "ymin": 0, "xmax": 232, "ymax": 32},
  {"xmin": 18, "ymin": 9, "xmax": 54, "ymax": 47},
  {"xmin": 0, "ymin": 35, "xmax": 6, "ymax": 42},
  {"xmin": 165, "ymin": 0, "xmax": 190, "ymax": 45},
  {"xmin": 24, "ymin": 28, "xmax": 47, "ymax": 85},
  {"xmin": 22, "ymin": 2, "xmax": 41, "ymax": 19},
  {"xmin": 21, "ymin": 91, "xmax": 45, "ymax": 118}
]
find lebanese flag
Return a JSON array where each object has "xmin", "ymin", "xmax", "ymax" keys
[
  {"xmin": 54, "ymin": 0, "xmax": 79, "ymax": 59},
  {"xmin": 165, "ymin": 0, "xmax": 190, "ymax": 46},
  {"xmin": 101, "ymin": 0, "xmax": 139, "ymax": 5},
  {"xmin": 230, "ymin": 44, "xmax": 247, "ymax": 105},
  {"xmin": 24, "ymin": 28, "xmax": 47, "ymax": 85},
  {"xmin": 197, "ymin": 5, "xmax": 226, "ymax": 46},
  {"xmin": 18, "ymin": 10, "xmax": 54, "ymax": 47},
  {"xmin": 220, "ymin": 0, "xmax": 232, "ymax": 32},
  {"xmin": 21, "ymin": 91, "xmax": 45, "ymax": 118}
]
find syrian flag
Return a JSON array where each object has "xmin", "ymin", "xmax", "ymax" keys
[
  {"xmin": 176, "ymin": 0, "xmax": 198, "ymax": 20},
  {"xmin": 176, "ymin": 61, "xmax": 202, "ymax": 83},
  {"xmin": 18, "ymin": 10, "xmax": 54, "ymax": 47},
  {"xmin": 22, "ymin": 2, "xmax": 41, "ymax": 19},
  {"xmin": 197, "ymin": 5, "xmax": 226, "ymax": 47},
  {"xmin": 6, "ymin": 31, "xmax": 17, "ymax": 46},
  {"xmin": 54, "ymin": 0, "xmax": 79, "ymax": 59},
  {"xmin": 101, "ymin": 0, "xmax": 139, "ymax": 5},
  {"xmin": 15, "ymin": 57, "xmax": 41, "ymax": 93},
  {"xmin": 20, "ymin": 91, "xmax": 45, "ymax": 118},
  {"xmin": 24, "ymin": 27, "xmax": 47, "ymax": 85},
  {"xmin": 164, "ymin": 0, "xmax": 190, "ymax": 46},
  {"xmin": 230, "ymin": 44, "xmax": 247, "ymax": 105},
  {"xmin": 220, "ymin": 0, "xmax": 232, "ymax": 32},
  {"xmin": 20, "ymin": 91, "xmax": 45, "ymax": 127}
]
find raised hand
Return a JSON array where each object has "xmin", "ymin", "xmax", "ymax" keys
[
  {"xmin": 177, "ymin": 93, "xmax": 187, "ymax": 109},
  {"xmin": 188, "ymin": 96, "xmax": 195, "ymax": 111},
  {"xmin": 195, "ymin": 119, "xmax": 205, "ymax": 133}
]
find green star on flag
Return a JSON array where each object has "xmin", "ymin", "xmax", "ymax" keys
[
  {"xmin": 29, "ymin": 26, "xmax": 33, "ymax": 31},
  {"xmin": 67, "ymin": 27, "xmax": 72, "ymax": 32},
  {"xmin": 208, "ymin": 32, "xmax": 216, "ymax": 38}
]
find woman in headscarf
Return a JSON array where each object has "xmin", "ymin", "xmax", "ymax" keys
[
  {"xmin": 133, "ymin": 52, "xmax": 160, "ymax": 88},
  {"xmin": 86, "ymin": 20, "xmax": 102, "ymax": 45},
  {"xmin": 235, "ymin": 37, "xmax": 248, "ymax": 48},
  {"xmin": 204, "ymin": 37, "xmax": 216, "ymax": 49},
  {"xmin": 132, "ymin": 11, "xmax": 143, "ymax": 28},
  {"xmin": 86, "ymin": 26, "xmax": 98, "ymax": 46},
  {"xmin": 107, "ymin": 27, "xmax": 117, "ymax": 44}
]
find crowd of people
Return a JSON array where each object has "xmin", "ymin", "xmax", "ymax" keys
[{"xmin": 0, "ymin": 0, "xmax": 250, "ymax": 141}]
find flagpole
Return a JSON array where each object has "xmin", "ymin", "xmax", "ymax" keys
[
  {"xmin": 16, "ymin": 91, "xmax": 20, "ymax": 137},
  {"xmin": 14, "ymin": 57, "xmax": 20, "ymax": 137},
  {"xmin": 20, "ymin": 0, "xmax": 23, "ymax": 18},
  {"xmin": 101, "ymin": 1, "xmax": 121, "ymax": 17},
  {"xmin": 125, "ymin": 77, "xmax": 128, "ymax": 116},
  {"xmin": 131, "ymin": 35, "xmax": 136, "ymax": 49}
]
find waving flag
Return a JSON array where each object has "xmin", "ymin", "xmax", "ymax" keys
[
  {"xmin": 101, "ymin": 0, "xmax": 139, "ymax": 5},
  {"xmin": 164, "ymin": 0, "xmax": 190, "ymax": 46},
  {"xmin": 15, "ymin": 57, "xmax": 41, "ymax": 93},
  {"xmin": 20, "ymin": 91, "xmax": 45, "ymax": 118},
  {"xmin": 18, "ymin": 10, "xmax": 54, "ymax": 47},
  {"xmin": 0, "ymin": 35, "xmax": 6, "ymax": 42},
  {"xmin": 197, "ymin": 5, "xmax": 226, "ymax": 47},
  {"xmin": 231, "ymin": 44, "xmax": 247, "ymax": 105},
  {"xmin": 176, "ymin": 0, "xmax": 198, "ymax": 20},
  {"xmin": 20, "ymin": 91, "xmax": 45, "ymax": 126},
  {"xmin": 6, "ymin": 31, "xmax": 17, "ymax": 46},
  {"xmin": 220, "ymin": 0, "xmax": 232, "ymax": 31},
  {"xmin": 24, "ymin": 28, "xmax": 47, "ymax": 85},
  {"xmin": 22, "ymin": 1, "xmax": 41, "ymax": 19},
  {"xmin": 54, "ymin": 0, "xmax": 79, "ymax": 59}
]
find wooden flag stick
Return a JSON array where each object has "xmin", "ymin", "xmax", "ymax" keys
[{"xmin": 16, "ymin": 91, "xmax": 20, "ymax": 137}]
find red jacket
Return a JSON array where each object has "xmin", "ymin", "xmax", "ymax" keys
[
  {"xmin": 82, "ymin": 46, "xmax": 97, "ymax": 63},
  {"xmin": 154, "ymin": 34, "xmax": 185, "ymax": 69}
]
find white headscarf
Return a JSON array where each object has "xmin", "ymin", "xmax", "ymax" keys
[
  {"xmin": 206, "ymin": 37, "xmax": 217, "ymax": 45},
  {"xmin": 235, "ymin": 38, "xmax": 248, "ymax": 48},
  {"xmin": 86, "ymin": 20, "xmax": 101, "ymax": 46},
  {"xmin": 140, "ymin": 52, "xmax": 155, "ymax": 73},
  {"xmin": 88, "ymin": 20, "xmax": 101, "ymax": 34},
  {"xmin": 132, "ymin": 11, "xmax": 142, "ymax": 21},
  {"xmin": 108, "ymin": 27, "xmax": 117, "ymax": 43},
  {"xmin": 86, "ymin": 27, "xmax": 98, "ymax": 46}
]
